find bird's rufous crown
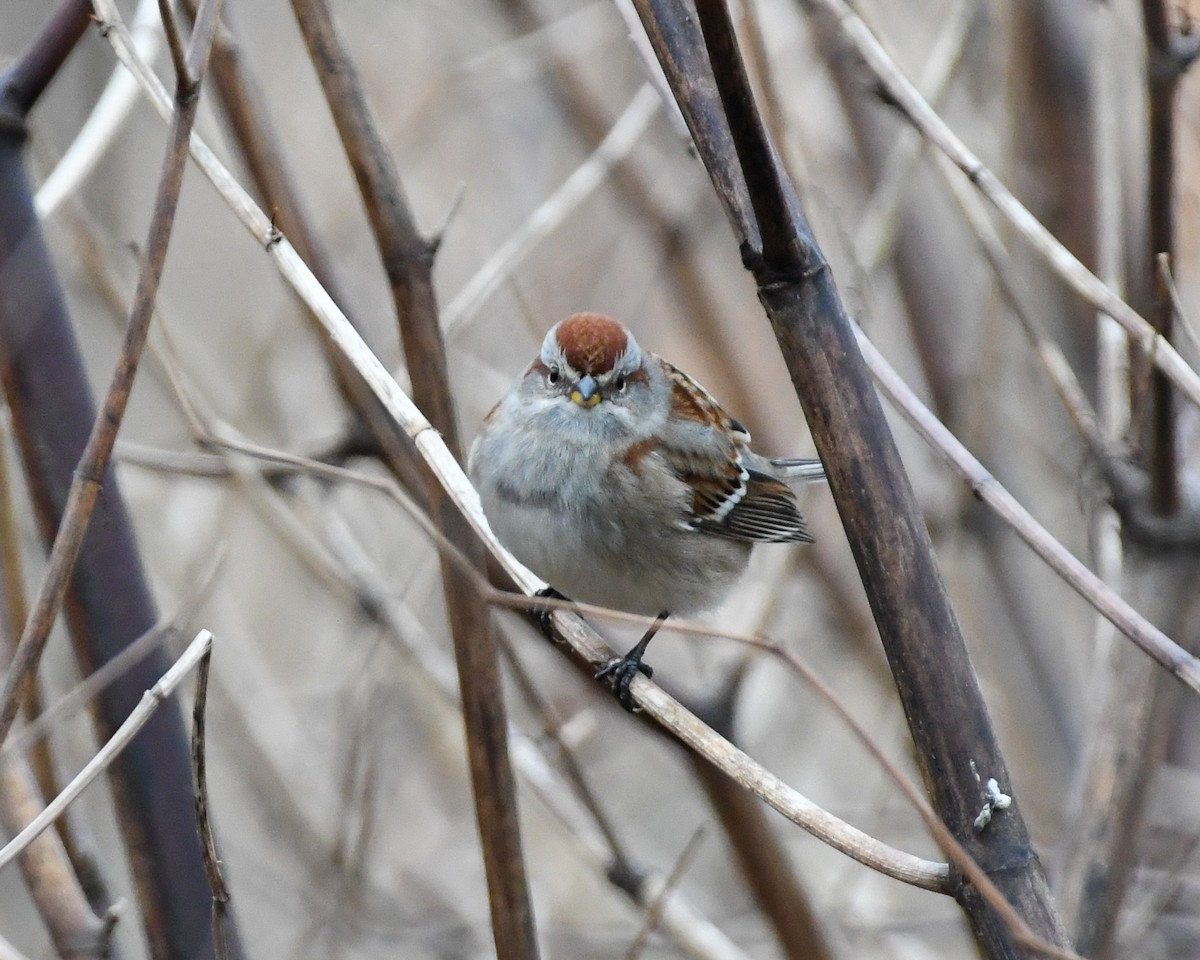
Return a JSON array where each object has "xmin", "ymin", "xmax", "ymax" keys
[{"xmin": 554, "ymin": 313, "xmax": 631, "ymax": 375}]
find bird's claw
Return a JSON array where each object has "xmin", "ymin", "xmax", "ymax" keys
[
  {"xmin": 533, "ymin": 586, "xmax": 568, "ymax": 640},
  {"xmin": 595, "ymin": 655, "xmax": 653, "ymax": 712}
]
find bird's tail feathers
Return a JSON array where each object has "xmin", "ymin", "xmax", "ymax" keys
[{"xmin": 770, "ymin": 457, "xmax": 827, "ymax": 484}]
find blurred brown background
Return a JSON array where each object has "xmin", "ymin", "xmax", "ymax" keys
[{"xmin": 4, "ymin": 0, "xmax": 1200, "ymax": 957}]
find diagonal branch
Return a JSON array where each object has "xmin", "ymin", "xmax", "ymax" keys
[
  {"xmin": 286, "ymin": 2, "xmax": 539, "ymax": 957},
  {"xmin": 0, "ymin": 0, "xmax": 224, "ymax": 759},
  {"xmin": 0, "ymin": 632, "xmax": 215, "ymax": 872},
  {"xmin": 633, "ymin": 0, "xmax": 1069, "ymax": 956},
  {"xmin": 808, "ymin": 0, "xmax": 1200, "ymax": 415}
]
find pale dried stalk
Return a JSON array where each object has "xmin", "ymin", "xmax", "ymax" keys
[
  {"xmin": 90, "ymin": 0, "xmax": 950, "ymax": 891},
  {"xmin": 443, "ymin": 83, "xmax": 660, "ymax": 337},
  {"xmin": 852, "ymin": 0, "xmax": 976, "ymax": 272},
  {"xmin": 811, "ymin": 0, "xmax": 1200, "ymax": 412},
  {"xmin": 35, "ymin": 0, "xmax": 162, "ymax": 218},
  {"xmin": 0, "ymin": 930, "xmax": 34, "ymax": 960},
  {"xmin": 932, "ymin": 149, "xmax": 1104, "ymax": 452},
  {"xmin": 0, "ymin": 759, "xmax": 108, "ymax": 959},
  {"xmin": 0, "ymin": 630, "xmax": 213, "ymax": 871},
  {"xmin": 853, "ymin": 323, "xmax": 1200, "ymax": 694}
]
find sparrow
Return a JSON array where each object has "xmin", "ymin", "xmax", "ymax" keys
[{"xmin": 469, "ymin": 312, "xmax": 823, "ymax": 707}]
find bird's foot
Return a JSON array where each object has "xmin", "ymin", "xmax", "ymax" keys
[
  {"xmin": 532, "ymin": 586, "xmax": 569, "ymax": 640},
  {"xmin": 595, "ymin": 613, "xmax": 668, "ymax": 712},
  {"xmin": 595, "ymin": 654, "xmax": 654, "ymax": 712}
]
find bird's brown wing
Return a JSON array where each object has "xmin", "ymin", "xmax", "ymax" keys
[{"xmin": 652, "ymin": 358, "xmax": 810, "ymax": 543}]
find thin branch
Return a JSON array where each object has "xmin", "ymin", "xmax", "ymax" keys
[
  {"xmin": 686, "ymin": 678, "xmax": 834, "ymax": 960},
  {"xmin": 0, "ymin": 631, "xmax": 214, "ymax": 871},
  {"xmin": 285, "ymin": 3, "xmax": 537, "ymax": 957},
  {"xmin": 1140, "ymin": 0, "xmax": 1184, "ymax": 513},
  {"xmin": 0, "ymin": 0, "xmax": 93, "ymax": 119},
  {"xmin": 0, "ymin": 0, "xmax": 225, "ymax": 749},
  {"xmin": 1055, "ymin": 9, "xmax": 1142, "ymax": 949},
  {"xmin": 0, "ymin": 930, "xmax": 35, "ymax": 960},
  {"xmin": 35, "ymin": 0, "xmax": 164, "ymax": 218},
  {"xmin": 443, "ymin": 83, "xmax": 661, "ymax": 336},
  {"xmin": 854, "ymin": 322, "xmax": 1200, "ymax": 692},
  {"xmin": 174, "ymin": 0, "xmax": 432, "ymax": 506},
  {"xmin": 1, "ymin": 550, "xmax": 224, "ymax": 760},
  {"xmin": 0, "ymin": 759, "xmax": 113, "ymax": 960},
  {"xmin": 750, "ymin": 639, "xmax": 1080, "ymax": 960},
  {"xmin": 494, "ymin": 632, "xmax": 638, "ymax": 880},
  {"xmin": 851, "ymin": 0, "xmax": 978, "ymax": 275},
  {"xmin": 808, "ymin": 0, "xmax": 1200, "ymax": 413},
  {"xmin": 1159, "ymin": 254, "xmax": 1200, "ymax": 356},
  {"xmin": 156, "ymin": 0, "xmax": 190, "ymax": 89},
  {"xmin": 934, "ymin": 150, "xmax": 1105, "ymax": 455},
  {"xmin": 624, "ymin": 827, "xmax": 706, "ymax": 960},
  {"xmin": 191, "ymin": 649, "xmax": 229, "ymax": 960}
]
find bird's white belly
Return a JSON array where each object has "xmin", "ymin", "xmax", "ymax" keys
[{"xmin": 483, "ymin": 490, "xmax": 750, "ymax": 616}]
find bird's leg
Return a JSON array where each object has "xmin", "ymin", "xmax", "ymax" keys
[
  {"xmin": 596, "ymin": 612, "xmax": 668, "ymax": 712},
  {"xmin": 532, "ymin": 586, "xmax": 570, "ymax": 640}
]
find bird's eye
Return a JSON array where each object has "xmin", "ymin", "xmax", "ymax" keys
[
  {"xmin": 614, "ymin": 373, "xmax": 627, "ymax": 393},
  {"xmin": 547, "ymin": 365, "xmax": 561, "ymax": 385}
]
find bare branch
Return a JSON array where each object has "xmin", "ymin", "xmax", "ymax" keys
[
  {"xmin": 190, "ymin": 649, "xmax": 229, "ymax": 960},
  {"xmin": 35, "ymin": 0, "xmax": 163, "ymax": 219},
  {"xmin": 0, "ymin": 0, "xmax": 225, "ymax": 749},
  {"xmin": 0, "ymin": 631, "xmax": 214, "ymax": 871},
  {"xmin": 286, "ymin": 2, "xmax": 538, "ymax": 955},
  {"xmin": 809, "ymin": 0, "xmax": 1200, "ymax": 413}
]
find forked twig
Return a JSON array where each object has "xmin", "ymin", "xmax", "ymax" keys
[
  {"xmin": 0, "ymin": 0, "xmax": 226, "ymax": 749},
  {"xmin": 809, "ymin": 0, "xmax": 1200, "ymax": 412},
  {"xmin": 0, "ymin": 631, "xmax": 215, "ymax": 871}
]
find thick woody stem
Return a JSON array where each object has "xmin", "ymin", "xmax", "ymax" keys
[
  {"xmin": 0, "ymin": 3, "xmax": 239, "ymax": 958},
  {"xmin": 175, "ymin": 0, "xmax": 431, "ymax": 503},
  {"xmin": 287, "ymin": 2, "xmax": 539, "ymax": 957},
  {"xmin": 634, "ymin": 0, "xmax": 1071, "ymax": 955}
]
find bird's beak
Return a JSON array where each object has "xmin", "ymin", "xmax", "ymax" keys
[{"xmin": 570, "ymin": 375, "xmax": 601, "ymax": 408}]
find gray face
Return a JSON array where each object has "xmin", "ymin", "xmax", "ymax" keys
[{"xmin": 512, "ymin": 324, "xmax": 663, "ymax": 444}]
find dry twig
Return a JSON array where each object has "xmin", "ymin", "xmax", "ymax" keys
[
  {"xmin": 809, "ymin": 0, "xmax": 1200, "ymax": 413},
  {"xmin": 191, "ymin": 648, "xmax": 230, "ymax": 960},
  {"xmin": 0, "ymin": 631, "xmax": 215, "ymax": 871},
  {"xmin": 287, "ymin": 1, "xmax": 538, "ymax": 955},
  {"xmin": 0, "ymin": 0, "xmax": 225, "ymax": 750}
]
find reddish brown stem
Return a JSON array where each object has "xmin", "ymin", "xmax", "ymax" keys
[
  {"xmin": 287, "ymin": 2, "xmax": 539, "ymax": 957},
  {"xmin": 0, "ymin": 4, "xmax": 240, "ymax": 958},
  {"xmin": 176, "ymin": 0, "xmax": 431, "ymax": 504}
]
